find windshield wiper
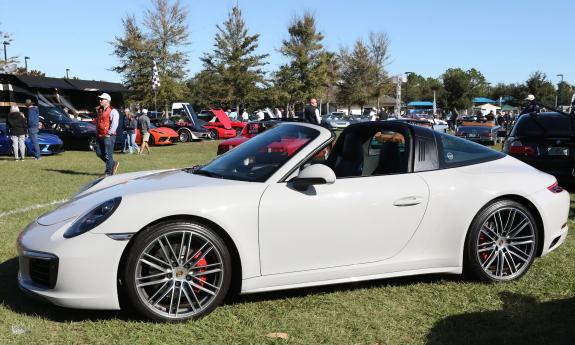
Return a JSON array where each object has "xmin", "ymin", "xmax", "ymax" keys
[{"xmin": 192, "ymin": 169, "xmax": 224, "ymax": 179}]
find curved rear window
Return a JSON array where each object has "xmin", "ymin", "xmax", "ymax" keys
[
  {"xmin": 435, "ymin": 132, "xmax": 504, "ymax": 168},
  {"xmin": 512, "ymin": 113, "xmax": 574, "ymax": 137}
]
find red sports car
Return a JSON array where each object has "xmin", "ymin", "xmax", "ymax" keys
[
  {"xmin": 135, "ymin": 124, "xmax": 179, "ymax": 145},
  {"xmin": 199, "ymin": 109, "xmax": 237, "ymax": 139},
  {"xmin": 217, "ymin": 120, "xmax": 331, "ymax": 159},
  {"xmin": 199, "ymin": 109, "xmax": 246, "ymax": 136}
]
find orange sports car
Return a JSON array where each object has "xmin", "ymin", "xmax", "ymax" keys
[{"xmin": 135, "ymin": 124, "xmax": 178, "ymax": 145}]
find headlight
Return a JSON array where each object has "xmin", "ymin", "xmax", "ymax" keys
[
  {"xmin": 64, "ymin": 197, "xmax": 122, "ymax": 238},
  {"xmin": 75, "ymin": 177, "xmax": 104, "ymax": 197}
]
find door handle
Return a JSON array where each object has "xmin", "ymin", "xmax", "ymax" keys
[{"xmin": 393, "ymin": 196, "xmax": 424, "ymax": 207}]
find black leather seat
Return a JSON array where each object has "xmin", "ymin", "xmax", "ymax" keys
[
  {"xmin": 334, "ymin": 133, "xmax": 364, "ymax": 177},
  {"xmin": 373, "ymin": 142, "xmax": 403, "ymax": 175}
]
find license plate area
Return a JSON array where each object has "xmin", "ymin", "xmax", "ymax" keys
[{"xmin": 547, "ymin": 146, "xmax": 569, "ymax": 156}]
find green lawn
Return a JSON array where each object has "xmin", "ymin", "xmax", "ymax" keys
[{"xmin": 0, "ymin": 141, "xmax": 573, "ymax": 345}]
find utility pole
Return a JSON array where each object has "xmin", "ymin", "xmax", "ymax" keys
[
  {"xmin": 24, "ymin": 56, "xmax": 29, "ymax": 72},
  {"xmin": 66, "ymin": 68, "xmax": 70, "ymax": 79},
  {"xmin": 557, "ymin": 74, "xmax": 564, "ymax": 108},
  {"xmin": 2, "ymin": 41, "xmax": 9, "ymax": 62}
]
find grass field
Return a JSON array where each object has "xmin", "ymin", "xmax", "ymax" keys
[{"xmin": 0, "ymin": 141, "xmax": 574, "ymax": 345}]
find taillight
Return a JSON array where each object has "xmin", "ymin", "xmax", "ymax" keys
[
  {"xmin": 455, "ymin": 131, "xmax": 462, "ymax": 136},
  {"xmin": 267, "ymin": 147, "xmax": 286, "ymax": 153},
  {"xmin": 508, "ymin": 140, "xmax": 537, "ymax": 156},
  {"xmin": 547, "ymin": 182, "xmax": 564, "ymax": 193},
  {"xmin": 481, "ymin": 132, "xmax": 490, "ymax": 138}
]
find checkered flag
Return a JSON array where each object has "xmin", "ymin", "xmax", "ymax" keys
[{"xmin": 152, "ymin": 60, "xmax": 160, "ymax": 90}]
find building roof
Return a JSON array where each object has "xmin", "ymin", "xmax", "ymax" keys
[
  {"xmin": 10, "ymin": 74, "xmax": 129, "ymax": 93},
  {"xmin": 473, "ymin": 97, "xmax": 497, "ymax": 104},
  {"xmin": 407, "ymin": 101, "xmax": 433, "ymax": 107}
]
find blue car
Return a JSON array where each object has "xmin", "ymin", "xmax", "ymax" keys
[{"xmin": 0, "ymin": 123, "xmax": 64, "ymax": 156}]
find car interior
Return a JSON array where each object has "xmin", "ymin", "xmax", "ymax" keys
[{"xmin": 325, "ymin": 126, "xmax": 410, "ymax": 178}]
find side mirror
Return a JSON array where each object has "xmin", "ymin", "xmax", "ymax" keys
[{"xmin": 290, "ymin": 164, "xmax": 336, "ymax": 191}]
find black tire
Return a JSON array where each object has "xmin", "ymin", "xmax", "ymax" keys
[
  {"xmin": 178, "ymin": 129, "xmax": 191, "ymax": 143},
  {"xmin": 124, "ymin": 220, "xmax": 232, "ymax": 322},
  {"xmin": 465, "ymin": 200, "xmax": 538, "ymax": 282},
  {"xmin": 210, "ymin": 129, "xmax": 218, "ymax": 140},
  {"xmin": 149, "ymin": 135, "xmax": 156, "ymax": 146}
]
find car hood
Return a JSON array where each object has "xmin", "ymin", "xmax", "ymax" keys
[
  {"xmin": 212, "ymin": 109, "xmax": 232, "ymax": 129},
  {"xmin": 220, "ymin": 136, "xmax": 249, "ymax": 146},
  {"xmin": 36, "ymin": 169, "xmax": 245, "ymax": 226},
  {"xmin": 37, "ymin": 132, "xmax": 63, "ymax": 144},
  {"xmin": 151, "ymin": 127, "xmax": 178, "ymax": 136}
]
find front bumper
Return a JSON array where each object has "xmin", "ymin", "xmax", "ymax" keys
[{"xmin": 17, "ymin": 219, "xmax": 128, "ymax": 310}]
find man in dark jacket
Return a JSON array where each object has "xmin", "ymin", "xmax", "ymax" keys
[
  {"xmin": 303, "ymin": 98, "xmax": 320, "ymax": 124},
  {"xmin": 6, "ymin": 105, "xmax": 28, "ymax": 160},
  {"xmin": 25, "ymin": 99, "xmax": 41, "ymax": 160}
]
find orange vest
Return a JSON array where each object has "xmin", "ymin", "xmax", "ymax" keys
[{"xmin": 96, "ymin": 106, "xmax": 113, "ymax": 137}]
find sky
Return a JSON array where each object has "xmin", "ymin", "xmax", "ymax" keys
[{"xmin": 2, "ymin": 0, "xmax": 574, "ymax": 86}]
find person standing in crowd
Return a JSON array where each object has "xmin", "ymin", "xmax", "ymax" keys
[
  {"xmin": 303, "ymin": 98, "xmax": 321, "ymax": 124},
  {"xmin": 25, "ymin": 99, "xmax": 41, "ymax": 160},
  {"xmin": 138, "ymin": 108, "xmax": 151, "ymax": 155},
  {"xmin": 123, "ymin": 108, "xmax": 138, "ymax": 154},
  {"xmin": 7, "ymin": 105, "xmax": 28, "ymax": 161},
  {"xmin": 95, "ymin": 93, "xmax": 120, "ymax": 176},
  {"xmin": 256, "ymin": 108, "xmax": 265, "ymax": 121},
  {"xmin": 274, "ymin": 107, "xmax": 282, "ymax": 118}
]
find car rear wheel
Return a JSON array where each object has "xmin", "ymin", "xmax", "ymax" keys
[
  {"xmin": 178, "ymin": 129, "xmax": 190, "ymax": 143},
  {"xmin": 124, "ymin": 220, "xmax": 232, "ymax": 322},
  {"xmin": 465, "ymin": 200, "xmax": 538, "ymax": 282}
]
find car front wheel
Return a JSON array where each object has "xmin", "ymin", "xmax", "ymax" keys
[
  {"xmin": 124, "ymin": 220, "xmax": 232, "ymax": 321},
  {"xmin": 465, "ymin": 200, "xmax": 538, "ymax": 282},
  {"xmin": 178, "ymin": 129, "xmax": 190, "ymax": 143}
]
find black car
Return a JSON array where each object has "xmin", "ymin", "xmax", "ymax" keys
[
  {"xmin": 455, "ymin": 125, "xmax": 501, "ymax": 146},
  {"xmin": 503, "ymin": 112, "xmax": 575, "ymax": 186},
  {"xmin": 39, "ymin": 105, "xmax": 97, "ymax": 151}
]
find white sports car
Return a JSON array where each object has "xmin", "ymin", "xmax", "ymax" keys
[{"xmin": 18, "ymin": 122, "xmax": 569, "ymax": 322}]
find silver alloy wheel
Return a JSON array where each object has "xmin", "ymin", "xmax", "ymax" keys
[
  {"xmin": 476, "ymin": 207, "xmax": 536, "ymax": 280},
  {"xmin": 179, "ymin": 130, "xmax": 190, "ymax": 142},
  {"xmin": 134, "ymin": 229, "xmax": 225, "ymax": 319}
]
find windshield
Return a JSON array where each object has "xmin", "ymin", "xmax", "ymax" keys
[{"xmin": 196, "ymin": 124, "xmax": 320, "ymax": 182}]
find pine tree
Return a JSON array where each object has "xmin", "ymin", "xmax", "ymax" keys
[
  {"xmin": 277, "ymin": 12, "xmax": 331, "ymax": 108},
  {"xmin": 337, "ymin": 40, "xmax": 379, "ymax": 112},
  {"xmin": 199, "ymin": 6, "xmax": 268, "ymax": 111},
  {"xmin": 111, "ymin": 0, "xmax": 189, "ymax": 110}
]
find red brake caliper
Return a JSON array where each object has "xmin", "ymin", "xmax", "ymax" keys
[
  {"xmin": 479, "ymin": 234, "xmax": 489, "ymax": 261},
  {"xmin": 193, "ymin": 251, "xmax": 207, "ymax": 293}
]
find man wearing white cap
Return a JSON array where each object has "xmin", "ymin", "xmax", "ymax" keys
[{"xmin": 95, "ymin": 93, "xmax": 120, "ymax": 176}]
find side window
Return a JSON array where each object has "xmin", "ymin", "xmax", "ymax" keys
[{"xmin": 437, "ymin": 132, "xmax": 504, "ymax": 168}]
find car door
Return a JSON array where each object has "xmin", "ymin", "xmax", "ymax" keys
[{"xmin": 258, "ymin": 126, "xmax": 430, "ymax": 275}]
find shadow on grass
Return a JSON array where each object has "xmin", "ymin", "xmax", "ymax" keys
[
  {"xmin": 0, "ymin": 257, "xmax": 145, "ymax": 322},
  {"xmin": 43, "ymin": 169, "xmax": 101, "ymax": 176},
  {"xmin": 226, "ymin": 273, "xmax": 462, "ymax": 305},
  {"xmin": 426, "ymin": 292, "xmax": 575, "ymax": 345},
  {"xmin": 1, "ymin": 255, "xmax": 461, "ymax": 322}
]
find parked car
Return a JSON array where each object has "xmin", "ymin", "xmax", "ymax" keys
[
  {"xmin": 0, "ymin": 123, "xmax": 63, "ymax": 156},
  {"xmin": 455, "ymin": 125, "xmax": 501, "ymax": 145},
  {"xmin": 18, "ymin": 121, "xmax": 568, "ymax": 322},
  {"xmin": 321, "ymin": 112, "xmax": 352, "ymax": 130},
  {"xmin": 134, "ymin": 124, "xmax": 178, "ymax": 146},
  {"xmin": 217, "ymin": 118, "xmax": 308, "ymax": 155},
  {"xmin": 159, "ymin": 103, "xmax": 211, "ymax": 142},
  {"xmin": 503, "ymin": 112, "xmax": 575, "ymax": 187},
  {"xmin": 198, "ymin": 109, "xmax": 246, "ymax": 135},
  {"xmin": 38, "ymin": 105, "xmax": 97, "ymax": 151}
]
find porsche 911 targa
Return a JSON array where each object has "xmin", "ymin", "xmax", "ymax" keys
[{"xmin": 18, "ymin": 121, "xmax": 569, "ymax": 321}]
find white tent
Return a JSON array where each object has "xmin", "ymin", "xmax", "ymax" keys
[{"xmin": 473, "ymin": 103, "xmax": 500, "ymax": 116}]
